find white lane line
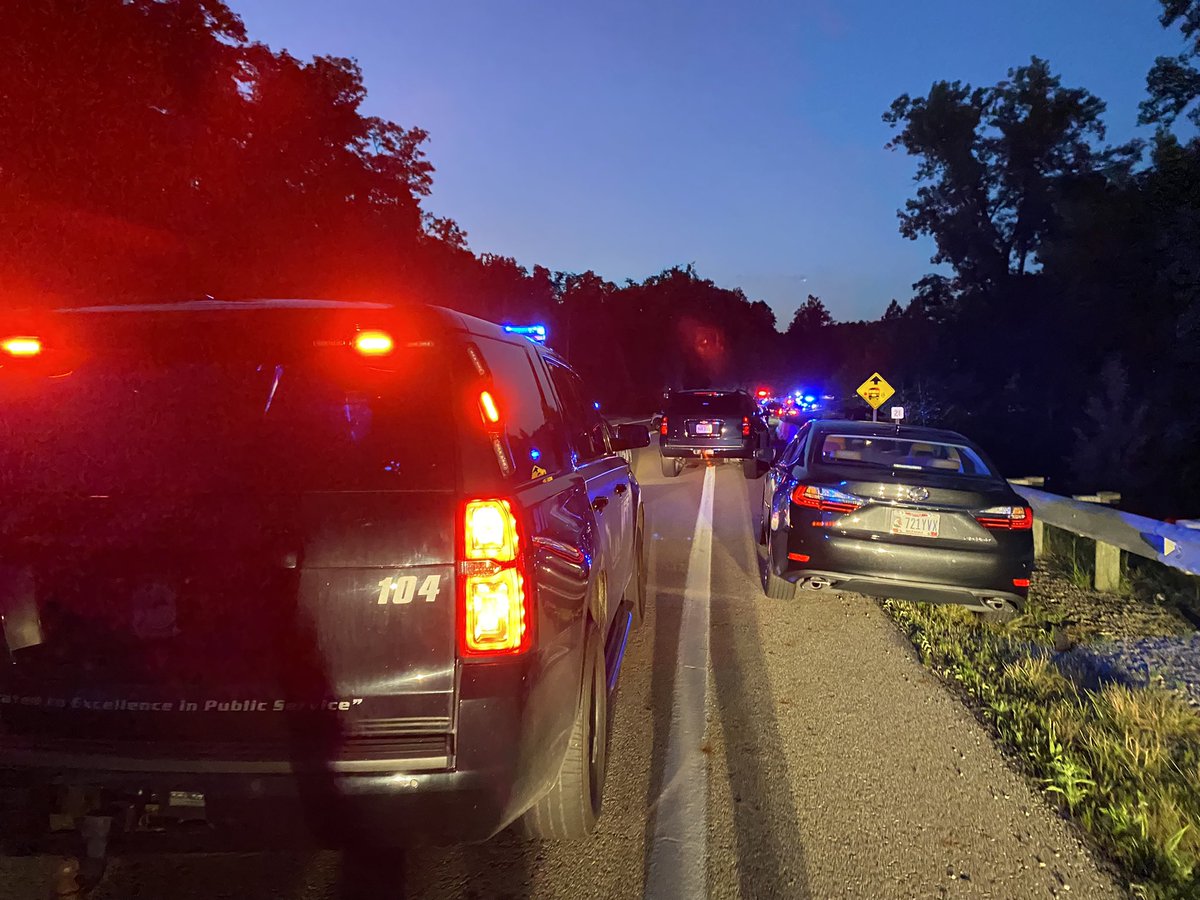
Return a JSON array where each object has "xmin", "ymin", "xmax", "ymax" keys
[{"xmin": 644, "ymin": 464, "xmax": 716, "ymax": 900}]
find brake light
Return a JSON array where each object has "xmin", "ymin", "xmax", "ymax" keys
[
  {"xmin": 792, "ymin": 484, "xmax": 863, "ymax": 514},
  {"xmin": 742, "ymin": 416, "xmax": 751, "ymax": 437},
  {"xmin": 660, "ymin": 416, "xmax": 668, "ymax": 436},
  {"xmin": 976, "ymin": 506, "xmax": 1033, "ymax": 531},
  {"xmin": 354, "ymin": 330, "xmax": 394, "ymax": 356},
  {"xmin": 479, "ymin": 390, "xmax": 500, "ymax": 424},
  {"xmin": 460, "ymin": 500, "xmax": 530, "ymax": 656},
  {"xmin": 1, "ymin": 336, "xmax": 42, "ymax": 358},
  {"xmin": 1013, "ymin": 578, "xmax": 1030, "ymax": 588}
]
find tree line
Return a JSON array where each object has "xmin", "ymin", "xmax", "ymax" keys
[{"xmin": 2, "ymin": 0, "xmax": 1198, "ymax": 515}]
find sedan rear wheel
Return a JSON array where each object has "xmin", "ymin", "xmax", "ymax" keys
[{"xmin": 763, "ymin": 532, "xmax": 796, "ymax": 600}]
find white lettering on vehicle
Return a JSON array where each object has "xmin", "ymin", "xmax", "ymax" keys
[{"xmin": 376, "ymin": 574, "xmax": 443, "ymax": 605}]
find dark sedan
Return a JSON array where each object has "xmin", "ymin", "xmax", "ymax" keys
[{"xmin": 760, "ymin": 420, "xmax": 1034, "ymax": 618}]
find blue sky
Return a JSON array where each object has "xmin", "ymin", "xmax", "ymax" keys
[{"xmin": 231, "ymin": 0, "xmax": 1187, "ymax": 323}]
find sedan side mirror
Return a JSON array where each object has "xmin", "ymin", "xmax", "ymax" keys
[{"xmin": 612, "ymin": 422, "xmax": 652, "ymax": 452}]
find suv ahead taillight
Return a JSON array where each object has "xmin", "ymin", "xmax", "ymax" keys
[
  {"xmin": 791, "ymin": 484, "xmax": 863, "ymax": 513},
  {"xmin": 460, "ymin": 499, "xmax": 531, "ymax": 656},
  {"xmin": 741, "ymin": 416, "xmax": 751, "ymax": 437},
  {"xmin": 975, "ymin": 506, "xmax": 1034, "ymax": 531},
  {"xmin": 660, "ymin": 416, "xmax": 668, "ymax": 436}
]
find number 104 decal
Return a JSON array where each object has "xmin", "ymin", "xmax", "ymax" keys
[{"xmin": 376, "ymin": 574, "xmax": 443, "ymax": 605}]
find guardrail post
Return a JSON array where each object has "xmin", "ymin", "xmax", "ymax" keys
[
  {"xmin": 1094, "ymin": 541, "xmax": 1121, "ymax": 593},
  {"xmin": 1032, "ymin": 519, "xmax": 1045, "ymax": 559}
]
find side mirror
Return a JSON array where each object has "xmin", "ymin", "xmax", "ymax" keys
[{"xmin": 612, "ymin": 423, "xmax": 652, "ymax": 452}]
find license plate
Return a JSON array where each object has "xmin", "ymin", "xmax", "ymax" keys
[
  {"xmin": 694, "ymin": 423, "xmax": 713, "ymax": 434},
  {"xmin": 890, "ymin": 509, "xmax": 941, "ymax": 538}
]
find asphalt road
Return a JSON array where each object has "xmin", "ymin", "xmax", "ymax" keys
[{"xmin": 0, "ymin": 447, "xmax": 1123, "ymax": 899}]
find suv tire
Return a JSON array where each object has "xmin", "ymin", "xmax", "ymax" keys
[
  {"xmin": 660, "ymin": 456, "xmax": 682, "ymax": 478},
  {"xmin": 518, "ymin": 622, "xmax": 607, "ymax": 839}
]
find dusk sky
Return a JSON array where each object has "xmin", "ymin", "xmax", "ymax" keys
[{"xmin": 232, "ymin": 0, "xmax": 1187, "ymax": 324}]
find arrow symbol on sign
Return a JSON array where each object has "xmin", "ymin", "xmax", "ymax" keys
[{"xmin": 870, "ymin": 376, "xmax": 881, "ymax": 385}]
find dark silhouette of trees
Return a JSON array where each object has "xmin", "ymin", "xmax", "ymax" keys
[{"xmin": 1141, "ymin": 0, "xmax": 1200, "ymax": 127}]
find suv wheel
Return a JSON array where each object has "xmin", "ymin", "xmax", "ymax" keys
[
  {"xmin": 742, "ymin": 458, "xmax": 764, "ymax": 480},
  {"xmin": 660, "ymin": 455, "xmax": 682, "ymax": 478},
  {"xmin": 519, "ymin": 622, "xmax": 607, "ymax": 839}
]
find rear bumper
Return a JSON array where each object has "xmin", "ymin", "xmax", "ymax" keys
[
  {"xmin": 0, "ymin": 658, "xmax": 579, "ymax": 847},
  {"xmin": 781, "ymin": 526, "xmax": 1032, "ymax": 610},
  {"xmin": 661, "ymin": 440, "xmax": 755, "ymax": 459}
]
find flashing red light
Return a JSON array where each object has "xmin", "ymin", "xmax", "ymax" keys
[
  {"xmin": 479, "ymin": 390, "xmax": 501, "ymax": 424},
  {"xmin": 354, "ymin": 330, "xmax": 394, "ymax": 356},
  {"xmin": 1, "ymin": 336, "xmax": 42, "ymax": 358},
  {"xmin": 756, "ymin": 388, "xmax": 770, "ymax": 399}
]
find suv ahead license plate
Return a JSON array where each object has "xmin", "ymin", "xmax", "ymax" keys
[
  {"xmin": 890, "ymin": 510, "xmax": 941, "ymax": 538},
  {"xmin": 694, "ymin": 423, "xmax": 713, "ymax": 434}
]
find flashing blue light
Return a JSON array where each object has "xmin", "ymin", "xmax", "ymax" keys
[
  {"xmin": 804, "ymin": 395, "xmax": 815, "ymax": 403},
  {"xmin": 503, "ymin": 324, "xmax": 547, "ymax": 343},
  {"xmin": 530, "ymin": 448, "xmax": 541, "ymax": 461},
  {"xmin": 594, "ymin": 401, "xmax": 601, "ymax": 410}
]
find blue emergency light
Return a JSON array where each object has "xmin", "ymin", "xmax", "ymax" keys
[{"xmin": 503, "ymin": 324, "xmax": 548, "ymax": 343}]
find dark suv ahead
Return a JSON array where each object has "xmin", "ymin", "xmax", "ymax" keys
[
  {"xmin": 657, "ymin": 389, "xmax": 770, "ymax": 479},
  {"xmin": 0, "ymin": 299, "xmax": 649, "ymax": 849}
]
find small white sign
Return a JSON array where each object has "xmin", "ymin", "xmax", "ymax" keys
[{"xmin": 890, "ymin": 406, "xmax": 905, "ymax": 421}]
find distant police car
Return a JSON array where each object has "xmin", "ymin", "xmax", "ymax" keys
[
  {"xmin": 761, "ymin": 420, "xmax": 1034, "ymax": 618},
  {"xmin": 0, "ymin": 299, "xmax": 649, "ymax": 846}
]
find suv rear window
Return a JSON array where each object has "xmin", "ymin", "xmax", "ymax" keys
[
  {"xmin": 0, "ymin": 345, "xmax": 455, "ymax": 494},
  {"xmin": 665, "ymin": 392, "xmax": 750, "ymax": 416}
]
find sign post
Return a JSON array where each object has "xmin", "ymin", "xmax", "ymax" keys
[{"xmin": 855, "ymin": 372, "xmax": 895, "ymax": 422}]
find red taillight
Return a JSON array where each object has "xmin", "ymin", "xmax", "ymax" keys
[
  {"xmin": 1013, "ymin": 578, "xmax": 1030, "ymax": 588},
  {"xmin": 741, "ymin": 416, "xmax": 751, "ymax": 437},
  {"xmin": 660, "ymin": 416, "xmax": 668, "ymax": 436},
  {"xmin": 353, "ymin": 330, "xmax": 394, "ymax": 356},
  {"xmin": 1, "ymin": 336, "xmax": 42, "ymax": 358},
  {"xmin": 976, "ymin": 506, "xmax": 1033, "ymax": 531},
  {"xmin": 787, "ymin": 552, "xmax": 811, "ymax": 562},
  {"xmin": 460, "ymin": 500, "xmax": 530, "ymax": 656},
  {"xmin": 791, "ymin": 484, "xmax": 863, "ymax": 514}
]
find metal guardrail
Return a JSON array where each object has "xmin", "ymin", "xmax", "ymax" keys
[{"xmin": 1010, "ymin": 482, "xmax": 1200, "ymax": 590}]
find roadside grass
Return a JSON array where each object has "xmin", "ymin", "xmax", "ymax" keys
[{"xmin": 883, "ymin": 598, "xmax": 1200, "ymax": 899}]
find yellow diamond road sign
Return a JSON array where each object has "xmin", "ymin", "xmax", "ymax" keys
[{"xmin": 856, "ymin": 372, "xmax": 895, "ymax": 410}]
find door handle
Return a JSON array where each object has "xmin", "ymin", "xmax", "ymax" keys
[
  {"xmin": 592, "ymin": 496, "xmax": 609, "ymax": 512},
  {"xmin": 614, "ymin": 483, "xmax": 628, "ymax": 495}
]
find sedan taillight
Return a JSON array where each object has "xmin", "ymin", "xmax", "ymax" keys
[
  {"xmin": 975, "ymin": 506, "xmax": 1033, "ymax": 531},
  {"xmin": 791, "ymin": 484, "xmax": 863, "ymax": 514}
]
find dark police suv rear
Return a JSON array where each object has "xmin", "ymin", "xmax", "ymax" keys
[{"xmin": 0, "ymin": 299, "xmax": 649, "ymax": 847}]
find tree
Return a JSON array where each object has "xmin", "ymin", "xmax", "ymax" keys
[
  {"xmin": 884, "ymin": 57, "xmax": 1134, "ymax": 285},
  {"xmin": 786, "ymin": 294, "xmax": 833, "ymax": 334},
  {"xmin": 1140, "ymin": 0, "xmax": 1200, "ymax": 127}
]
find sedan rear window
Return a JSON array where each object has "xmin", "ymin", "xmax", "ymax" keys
[{"xmin": 815, "ymin": 434, "xmax": 994, "ymax": 477}]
